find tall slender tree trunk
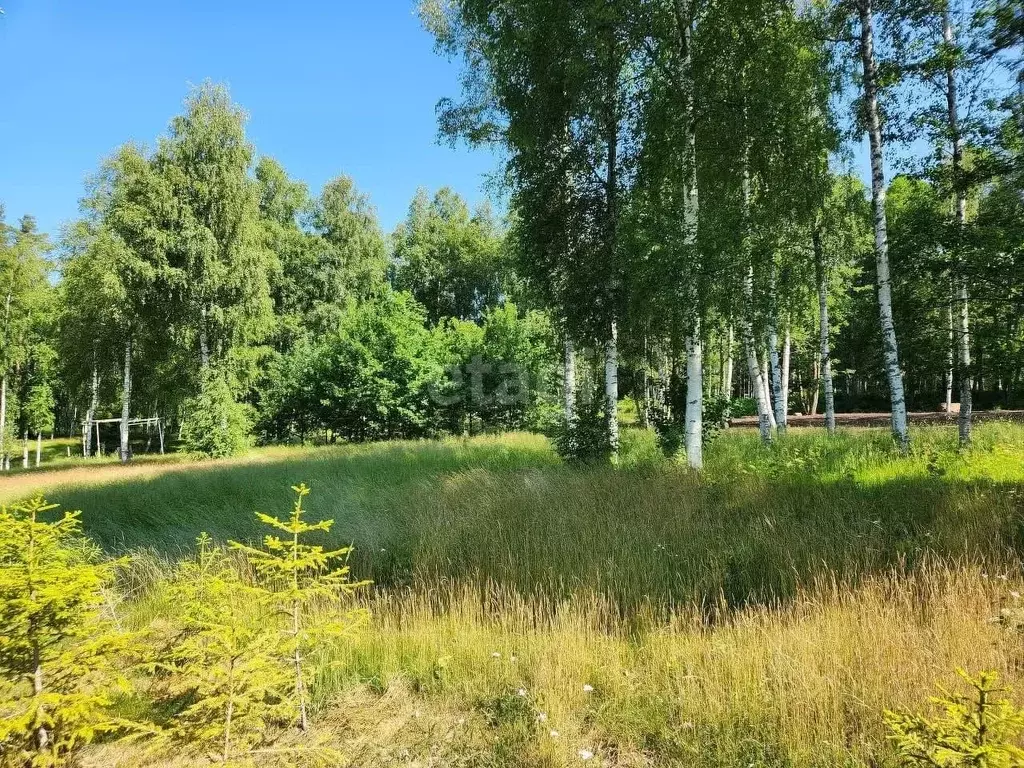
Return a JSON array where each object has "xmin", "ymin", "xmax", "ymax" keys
[
  {"xmin": 564, "ymin": 336, "xmax": 577, "ymax": 425},
  {"xmin": 35, "ymin": 432, "xmax": 41, "ymax": 467},
  {"xmin": 199, "ymin": 305, "xmax": 211, "ymax": 370},
  {"xmin": 814, "ymin": 223, "xmax": 836, "ymax": 434},
  {"xmin": 0, "ymin": 289, "xmax": 10, "ymax": 470},
  {"xmin": 685, "ymin": 327, "xmax": 703, "ymax": 469},
  {"xmin": 743, "ymin": 269, "xmax": 773, "ymax": 444},
  {"xmin": 605, "ymin": 322, "xmax": 619, "ymax": 455},
  {"xmin": 676, "ymin": 0, "xmax": 703, "ymax": 469},
  {"xmin": 761, "ymin": 352, "xmax": 777, "ymax": 429},
  {"xmin": 23, "ymin": 431, "xmax": 29, "ymax": 469},
  {"xmin": 85, "ymin": 350, "xmax": 99, "ymax": 458},
  {"xmin": 0, "ymin": 373, "xmax": 6, "ymax": 470},
  {"xmin": 946, "ymin": 298, "xmax": 955, "ymax": 413},
  {"xmin": 943, "ymin": 5, "xmax": 972, "ymax": 447},
  {"xmin": 768, "ymin": 323, "xmax": 786, "ymax": 434},
  {"xmin": 781, "ymin": 325, "xmax": 791, "ymax": 419},
  {"xmin": 723, "ymin": 325, "xmax": 734, "ymax": 399},
  {"xmin": 739, "ymin": 139, "xmax": 772, "ymax": 443},
  {"xmin": 859, "ymin": 0, "xmax": 910, "ymax": 451},
  {"xmin": 599, "ymin": 34, "xmax": 622, "ymax": 460},
  {"xmin": 120, "ymin": 336, "xmax": 132, "ymax": 463}
]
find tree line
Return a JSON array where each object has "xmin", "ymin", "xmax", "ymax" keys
[
  {"xmin": 424, "ymin": 0, "xmax": 1024, "ymax": 465},
  {"xmin": 0, "ymin": 0, "xmax": 1021, "ymax": 466}
]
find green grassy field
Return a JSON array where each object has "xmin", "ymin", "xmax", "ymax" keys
[{"xmin": 8, "ymin": 423, "xmax": 1024, "ymax": 766}]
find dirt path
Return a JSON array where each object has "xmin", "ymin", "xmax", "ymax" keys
[
  {"xmin": 728, "ymin": 410, "xmax": 1024, "ymax": 428},
  {"xmin": 0, "ymin": 447, "xmax": 303, "ymax": 504}
]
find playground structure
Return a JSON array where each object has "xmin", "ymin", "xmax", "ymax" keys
[{"xmin": 82, "ymin": 416, "xmax": 165, "ymax": 460}]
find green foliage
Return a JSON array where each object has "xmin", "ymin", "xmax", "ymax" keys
[
  {"xmin": 0, "ymin": 496, "xmax": 133, "ymax": 767},
  {"xmin": 391, "ymin": 188, "xmax": 509, "ymax": 324},
  {"xmin": 886, "ymin": 671, "xmax": 1024, "ymax": 767},
  {"xmin": 552, "ymin": 387, "xmax": 614, "ymax": 465},
  {"xmin": 230, "ymin": 484, "xmax": 369, "ymax": 731},
  {"xmin": 180, "ymin": 366, "xmax": 253, "ymax": 458}
]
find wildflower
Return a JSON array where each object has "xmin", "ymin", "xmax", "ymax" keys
[
  {"xmin": 536, "ymin": 712, "xmax": 548, "ymax": 722},
  {"xmin": 582, "ymin": 684, "xmax": 594, "ymax": 693},
  {"xmin": 491, "ymin": 652, "xmax": 501, "ymax": 659},
  {"xmin": 578, "ymin": 749, "xmax": 594, "ymax": 761},
  {"xmin": 550, "ymin": 729, "xmax": 560, "ymax": 738},
  {"xmin": 510, "ymin": 654, "xmax": 518, "ymax": 663},
  {"xmin": 517, "ymin": 688, "xmax": 527, "ymax": 697},
  {"xmin": 1013, "ymin": 591, "xmax": 1021, "ymax": 600}
]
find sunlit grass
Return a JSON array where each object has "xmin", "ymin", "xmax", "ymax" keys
[{"xmin": 12, "ymin": 422, "xmax": 1024, "ymax": 765}]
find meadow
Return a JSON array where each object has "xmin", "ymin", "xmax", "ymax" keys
[{"xmin": 7, "ymin": 423, "xmax": 1024, "ymax": 766}]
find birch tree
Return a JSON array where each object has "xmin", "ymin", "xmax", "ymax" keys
[{"xmin": 859, "ymin": 0, "xmax": 911, "ymax": 449}]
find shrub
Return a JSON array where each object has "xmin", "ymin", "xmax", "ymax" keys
[
  {"xmin": 181, "ymin": 366, "xmax": 253, "ymax": 458},
  {"xmin": 552, "ymin": 386, "xmax": 614, "ymax": 464}
]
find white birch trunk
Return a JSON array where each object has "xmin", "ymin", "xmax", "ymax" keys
[
  {"xmin": 859, "ymin": 0, "xmax": 910, "ymax": 450},
  {"xmin": 723, "ymin": 325, "xmax": 734, "ymax": 400},
  {"xmin": 814, "ymin": 224, "xmax": 837, "ymax": 434},
  {"xmin": 120, "ymin": 336, "xmax": 132, "ymax": 463},
  {"xmin": 943, "ymin": 5, "xmax": 972, "ymax": 447},
  {"xmin": 604, "ymin": 322, "xmax": 619, "ymax": 456},
  {"xmin": 199, "ymin": 305, "xmax": 211, "ymax": 370},
  {"xmin": 743, "ymin": 269, "xmax": 773, "ymax": 443},
  {"xmin": 685, "ymin": 329, "xmax": 703, "ymax": 469},
  {"xmin": 0, "ymin": 373, "xmax": 6, "ymax": 470},
  {"xmin": 739, "ymin": 133, "xmax": 772, "ymax": 444},
  {"xmin": 781, "ymin": 326, "xmax": 791, "ymax": 419},
  {"xmin": 768, "ymin": 323, "xmax": 786, "ymax": 434},
  {"xmin": 85, "ymin": 353, "xmax": 99, "ymax": 457},
  {"xmin": 761, "ymin": 353, "xmax": 777, "ymax": 430},
  {"xmin": 946, "ymin": 298, "xmax": 955, "ymax": 414},
  {"xmin": 564, "ymin": 336, "xmax": 577, "ymax": 425},
  {"xmin": 678, "ymin": 0, "xmax": 703, "ymax": 469},
  {"xmin": 22, "ymin": 431, "xmax": 28, "ymax": 469},
  {"xmin": 957, "ymin": 281, "xmax": 972, "ymax": 444},
  {"xmin": 35, "ymin": 433, "xmax": 41, "ymax": 467}
]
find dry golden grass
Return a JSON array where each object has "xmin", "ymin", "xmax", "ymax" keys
[{"xmin": 91, "ymin": 562, "xmax": 1024, "ymax": 767}]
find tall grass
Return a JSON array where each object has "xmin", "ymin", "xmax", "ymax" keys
[
  {"xmin": 40, "ymin": 423, "xmax": 1024, "ymax": 613},
  {"xmin": 15, "ymin": 422, "xmax": 1024, "ymax": 765}
]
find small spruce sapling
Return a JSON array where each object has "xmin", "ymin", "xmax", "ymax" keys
[
  {"xmin": 230, "ymin": 484, "xmax": 369, "ymax": 732},
  {"xmin": 158, "ymin": 534, "xmax": 291, "ymax": 764},
  {"xmin": 0, "ymin": 496, "xmax": 135, "ymax": 768},
  {"xmin": 886, "ymin": 670, "xmax": 1024, "ymax": 766}
]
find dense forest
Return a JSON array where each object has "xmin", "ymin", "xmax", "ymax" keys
[{"xmin": 0, "ymin": 0, "xmax": 1022, "ymax": 469}]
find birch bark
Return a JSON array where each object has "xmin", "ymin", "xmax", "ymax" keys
[
  {"xmin": 943, "ymin": 5, "xmax": 972, "ymax": 447},
  {"xmin": 859, "ymin": 0, "xmax": 910, "ymax": 450},
  {"xmin": 814, "ymin": 225, "xmax": 836, "ymax": 434},
  {"xmin": 120, "ymin": 336, "xmax": 133, "ymax": 463}
]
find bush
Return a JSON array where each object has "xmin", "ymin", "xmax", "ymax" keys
[
  {"xmin": 553, "ymin": 387, "xmax": 614, "ymax": 464},
  {"xmin": 180, "ymin": 366, "xmax": 253, "ymax": 458}
]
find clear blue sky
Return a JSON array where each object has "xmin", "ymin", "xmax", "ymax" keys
[{"xmin": 0, "ymin": 1, "xmax": 498, "ymax": 239}]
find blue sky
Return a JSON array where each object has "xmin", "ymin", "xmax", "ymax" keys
[{"xmin": 0, "ymin": 1, "xmax": 498, "ymax": 239}]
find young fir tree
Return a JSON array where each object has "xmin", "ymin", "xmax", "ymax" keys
[
  {"xmin": 886, "ymin": 670, "xmax": 1024, "ymax": 766},
  {"xmin": 0, "ymin": 496, "xmax": 135, "ymax": 768},
  {"xmin": 230, "ymin": 484, "xmax": 369, "ymax": 732},
  {"xmin": 158, "ymin": 534, "xmax": 291, "ymax": 765}
]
